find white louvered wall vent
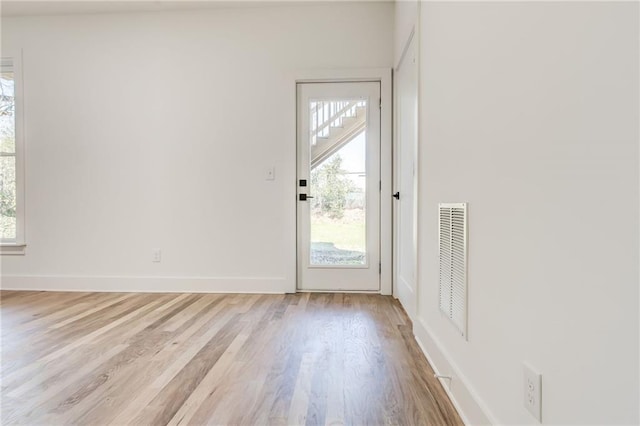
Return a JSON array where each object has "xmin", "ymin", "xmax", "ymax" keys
[{"xmin": 439, "ymin": 203, "xmax": 468, "ymax": 337}]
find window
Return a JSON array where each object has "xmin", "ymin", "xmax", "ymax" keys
[{"xmin": 1, "ymin": 56, "xmax": 25, "ymax": 254}]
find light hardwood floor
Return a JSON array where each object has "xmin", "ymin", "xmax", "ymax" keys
[{"xmin": 0, "ymin": 291, "xmax": 462, "ymax": 425}]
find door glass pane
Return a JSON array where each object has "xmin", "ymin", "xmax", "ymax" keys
[
  {"xmin": 0, "ymin": 70, "xmax": 15, "ymax": 154},
  {"xmin": 309, "ymin": 99, "xmax": 367, "ymax": 265},
  {"xmin": 0, "ymin": 156, "xmax": 16, "ymax": 240}
]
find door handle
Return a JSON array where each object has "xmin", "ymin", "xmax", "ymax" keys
[
  {"xmin": 393, "ymin": 192, "xmax": 400, "ymax": 200},
  {"xmin": 299, "ymin": 194, "xmax": 314, "ymax": 201}
]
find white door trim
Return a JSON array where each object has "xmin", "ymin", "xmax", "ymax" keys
[{"xmin": 287, "ymin": 68, "xmax": 392, "ymax": 295}]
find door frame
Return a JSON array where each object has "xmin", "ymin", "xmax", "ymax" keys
[{"xmin": 287, "ymin": 68, "xmax": 392, "ymax": 295}]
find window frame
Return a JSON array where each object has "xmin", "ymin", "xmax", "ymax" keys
[{"xmin": 1, "ymin": 53, "xmax": 26, "ymax": 255}]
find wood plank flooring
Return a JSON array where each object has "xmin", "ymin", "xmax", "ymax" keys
[{"xmin": 0, "ymin": 291, "xmax": 463, "ymax": 425}]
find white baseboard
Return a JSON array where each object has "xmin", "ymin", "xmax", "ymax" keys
[
  {"xmin": 413, "ymin": 317, "xmax": 498, "ymax": 426},
  {"xmin": 395, "ymin": 276, "xmax": 416, "ymax": 320},
  {"xmin": 0, "ymin": 275, "xmax": 290, "ymax": 294}
]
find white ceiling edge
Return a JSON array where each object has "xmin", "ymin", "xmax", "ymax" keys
[{"xmin": 0, "ymin": 0, "xmax": 390, "ymax": 18}]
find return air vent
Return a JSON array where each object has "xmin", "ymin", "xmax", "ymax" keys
[{"xmin": 439, "ymin": 203, "xmax": 467, "ymax": 337}]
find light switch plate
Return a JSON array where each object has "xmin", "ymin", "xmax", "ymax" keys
[{"xmin": 265, "ymin": 166, "xmax": 275, "ymax": 181}]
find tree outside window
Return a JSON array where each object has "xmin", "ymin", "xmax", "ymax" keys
[{"xmin": 0, "ymin": 67, "xmax": 16, "ymax": 241}]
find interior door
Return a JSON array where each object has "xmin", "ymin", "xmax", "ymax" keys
[
  {"xmin": 394, "ymin": 35, "xmax": 418, "ymax": 318},
  {"xmin": 297, "ymin": 82, "xmax": 381, "ymax": 291}
]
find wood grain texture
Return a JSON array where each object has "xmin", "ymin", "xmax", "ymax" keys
[{"xmin": 1, "ymin": 291, "xmax": 463, "ymax": 425}]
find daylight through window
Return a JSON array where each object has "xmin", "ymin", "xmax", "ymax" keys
[{"xmin": 0, "ymin": 60, "xmax": 17, "ymax": 242}]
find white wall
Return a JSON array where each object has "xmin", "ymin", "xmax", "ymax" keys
[
  {"xmin": 395, "ymin": 1, "xmax": 639, "ymax": 424},
  {"xmin": 0, "ymin": 2, "xmax": 394, "ymax": 292},
  {"xmin": 393, "ymin": 0, "xmax": 418, "ymax": 68}
]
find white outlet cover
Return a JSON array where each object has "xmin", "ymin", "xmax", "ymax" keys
[{"xmin": 523, "ymin": 363, "xmax": 542, "ymax": 422}]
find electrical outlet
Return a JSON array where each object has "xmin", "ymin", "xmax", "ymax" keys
[
  {"xmin": 152, "ymin": 249, "xmax": 161, "ymax": 263},
  {"xmin": 523, "ymin": 363, "xmax": 542, "ymax": 422}
]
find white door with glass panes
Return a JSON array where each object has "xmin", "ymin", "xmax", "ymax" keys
[{"xmin": 297, "ymin": 82, "xmax": 381, "ymax": 291}]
